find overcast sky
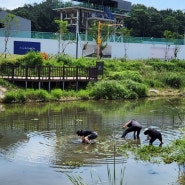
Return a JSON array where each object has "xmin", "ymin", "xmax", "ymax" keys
[{"xmin": 0, "ymin": 0, "xmax": 185, "ymax": 11}]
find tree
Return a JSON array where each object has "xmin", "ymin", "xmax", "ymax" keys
[
  {"xmin": 81, "ymin": 42, "xmax": 88, "ymax": 57},
  {"xmin": 9, "ymin": 1, "xmax": 185, "ymax": 39},
  {"xmin": 12, "ymin": 0, "xmax": 60, "ymax": 32},
  {"xmin": 163, "ymin": 30, "xmax": 173, "ymax": 60},
  {"xmin": 162, "ymin": 16, "xmax": 179, "ymax": 33},
  {"xmin": 147, "ymin": 10, "xmax": 163, "ymax": 37},
  {"xmin": 171, "ymin": 32, "xmax": 183, "ymax": 59},
  {"xmin": 125, "ymin": 5, "xmax": 149, "ymax": 37},
  {"xmin": 54, "ymin": 19, "xmax": 75, "ymax": 54},
  {"xmin": 117, "ymin": 27, "xmax": 130, "ymax": 61},
  {"xmin": 163, "ymin": 30, "xmax": 182, "ymax": 60},
  {"xmin": 0, "ymin": 13, "xmax": 19, "ymax": 58}
]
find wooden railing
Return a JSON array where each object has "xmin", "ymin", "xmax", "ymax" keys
[{"xmin": 0, "ymin": 65, "xmax": 99, "ymax": 81}]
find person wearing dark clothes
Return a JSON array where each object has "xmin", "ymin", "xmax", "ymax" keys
[
  {"xmin": 121, "ymin": 119, "xmax": 142, "ymax": 139},
  {"xmin": 144, "ymin": 128, "xmax": 163, "ymax": 146},
  {"xmin": 76, "ymin": 130, "xmax": 98, "ymax": 144}
]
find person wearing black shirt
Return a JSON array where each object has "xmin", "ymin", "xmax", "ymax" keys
[
  {"xmin": 144, "ymin": 128, "xmax": 163, "ymax": 146},
  {"xmin": 76, "ymin": 130, "xmax": 98, "ymax": 144}
]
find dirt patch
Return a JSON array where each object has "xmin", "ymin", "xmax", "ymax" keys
[
  {"xmin": 0, "ymin": 86, "xmax": 7, "ymax": 99},
  {"xmin": 148, "ymin": 89, "xmax": 185, "ymax": 97}
]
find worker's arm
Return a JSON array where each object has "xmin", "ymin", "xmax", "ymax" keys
[{"xmin": 122, "ymin": 120, "xmax": 131, "ymax": 128}]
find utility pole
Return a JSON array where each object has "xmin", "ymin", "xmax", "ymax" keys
[
  {"xmin": 97, "ymin": 21, "xmax": 102, "ymax": 59},
  {"xmin": 97, "ymin": 21, "xmax": 123, "ymax": 59}
]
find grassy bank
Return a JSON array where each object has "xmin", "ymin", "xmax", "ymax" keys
[{"xmin": 0, "ymin": 52, "xmax": 185, "ymax": 103}]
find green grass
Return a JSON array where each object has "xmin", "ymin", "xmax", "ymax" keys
[{"xmin": 1, "ymin": 53, "xmax": 185, "ymax": 101}]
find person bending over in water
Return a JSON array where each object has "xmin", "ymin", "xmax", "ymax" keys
[
  {"xmin": 144, "ymin": 128, "xmax": 163, "ymax": 146},
  {"xmin": 121, "ymin": 119, "xmax": 142, "ymax": 139},
  {"xmin": 76, "ymin": 130, "xmax": 98, "ymax": 144}
]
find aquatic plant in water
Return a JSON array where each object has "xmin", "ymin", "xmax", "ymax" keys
[
  {"xmin": 63, "ymin": 161, "xmax": 82, "ymax": 168},
  {"xmin": 67, "ymin": 129, "xmax": 185, "ymax": 185}
]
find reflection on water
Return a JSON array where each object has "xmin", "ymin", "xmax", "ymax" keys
[{"xmin": 0, "ymin": 97, "xmax": 185, "ymax": 185}]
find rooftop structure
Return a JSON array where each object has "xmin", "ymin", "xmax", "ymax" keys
[{"xmin": 52, "ymin": 0, "xmax": 131, "ymax": 34}]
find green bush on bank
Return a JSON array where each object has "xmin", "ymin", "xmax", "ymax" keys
[
  {"xmin": 19, "ymin": 51, "xmax": 43, "ymax": 66},
  {"xmin": 90, "ymin": 80, "xmax": 148, "ymax": 100},
  {"xmin": 3, "ymin": 89, "xmax": 26, "ymax": 103},
  {"xmin": 161, "ymin": 72, "xmax": 185, "ymax": 88},
  {"xmin": 124, "ymin": 79, "xmax": 148, "ymax": 98},
  {"xmin": 108, "ymin": 71, "xmax": 143, "ymax": 83},
  {"xmin": 147, "ymin": 61, "xmax": 175, "ymax": 71},
  {"xmin": 50, "ymin": 89, "xmax": 63, "ymax": 100},
  {"xmin": 76, "ymin": 89, "xmax": 90, "ymax": 100},
  {"xmin": 90, "ymin": 80, "xmax": 128, "ymax": 100},
  {"xmin": 2, "ymin": 88, "xmax": 91, "ymax": 103},
  {"xmin": 3, "ymin": 89, "xmax": 51, "ymax": 103}
]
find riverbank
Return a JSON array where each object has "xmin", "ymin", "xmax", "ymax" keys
[
  {"xmin": 1, "ymin": 54, "xmax": 185, "ymax": 103},
  {"xmin": 0, "ymin": 85, "xmax": 184, "ymax": 104}
]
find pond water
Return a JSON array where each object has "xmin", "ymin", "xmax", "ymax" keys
[{"xmin": 0, "ymin": 97, "xmax": 185, "ymax": 185}]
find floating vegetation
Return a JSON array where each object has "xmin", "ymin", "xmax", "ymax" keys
[
  {"xmin": 62, "ymin": 160, "xmax": 82, "ymax": 168},
  {"xmin": 71, "ymin": 133, "xmax": 185, "ymax": 165},
  {"xmin": 120, "ymin": 134, "xmax": 185, "ymax": 164},
  {"xmin": 67, "ymin": 132, "xmax": 185, "ymax": 185}
]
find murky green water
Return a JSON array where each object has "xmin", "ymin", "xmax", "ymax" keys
[{"xmin": 0, "ymin": 97, "xmax": 185, "ymax": 185}]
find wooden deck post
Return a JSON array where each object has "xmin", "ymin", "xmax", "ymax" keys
[
  {"xmin": 25, "ymin": 66, "xmax": 28, "ymax": 89},
  {"xmin": 62, "ymin": 66, "xmax": 65, "ymax": 90},
  {"xmin": 48, "ymin": 66, "xmax": 51, "ymax": 92},
  {"xmin": 38, "ymin": 66, "xmax": 41, "ymax": 89},
  {"xmin": 11, "ymin": 65, "xmax": 14, "ymax": 81},
  {"xmin": 76, "ymin": 66, "xmax": 78, "ymax": 91}
]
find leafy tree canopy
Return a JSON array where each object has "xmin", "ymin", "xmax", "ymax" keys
[{"xmin": 2, "ymin": 1, "xmax": 185, "ymax": 38}]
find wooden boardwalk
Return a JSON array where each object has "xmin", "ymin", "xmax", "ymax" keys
[{"xmin": 0, "ymin": 65, "xmax": 102, "ymax": 91}]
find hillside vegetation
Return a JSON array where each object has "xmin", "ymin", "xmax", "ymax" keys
[
  {"xmin": 0, "ymin": 52, "xmax": 185, "ymax": 103},
  {"xmin": 5, "ymin": 0, "xmax": 185, "ymax": 38}
]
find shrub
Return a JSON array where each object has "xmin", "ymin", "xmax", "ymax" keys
[
  {"xmin": 90, "ymin": 79, "xmax": 148, "ymax": 100},
  {"xmin": 20, "ymin": 51, "xmax": 43, "ymax": 66},
  {"xmin": 66, "ymin": 90, "xmax": 77, "ymax": 97},
  {"xmin": 3, "ymin": 89, "xmax": 26, "ymax": 103},
  {"xmin": 148, "ymin": 61, "xmax": 175, "ymax": 71},
  {"xmin": 24, "ymin": 89, "xmax": 50, "ymax": 102},
  {"xmin": 51, "ymin": 89, "xmax": 63, "ymax": 99},
  {"xmin": 16, "ymin": 90, "xmax": 26, "ymax": 103},
  {"xmin": 57, "ymin": 54, "xmax": 73, "ymax": 66},
  {"xmin": 35, "ymin": 89, "xmax": 50, "ymax": 101},
  {"xmin": 176, "ymin": 61, "xmax": 185, "ymax": 70},
  {"xmin": 3, "ymin": 91, "xmax": 17, "ymax": 103},
  {"xmin": 162, "ymin": 73, "xmax": 185, "ymax": 88},
  {"xmin": 90, "ymin": 80, "xmax": 128, "ymax": 100},
  {"xmin": 144, "ymin": 79, "xmax": 164, "ymax": 88},
  {"xmin": 123, "ymin": 79, "xmax": 148, "ymax": 98},
  {"xmin": 77, "ymin": 89, "xmax": 90, "ymax": 100},
  {"xmin": 108, "ymin": 70, "xmax": 143, "ymax": 83},
  {"xmin": 122, "ymin": 61, "xmax": 144, "ymax": 71}
]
